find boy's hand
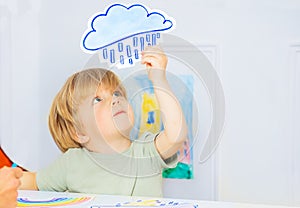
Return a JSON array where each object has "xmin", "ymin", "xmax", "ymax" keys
[
  {"xmin": 0, "ymin": 167, "xmax": 23, "ymax": 208},
  {"xmin": 141, "ymin": 46, "xmax": 168, "ymax": 82}
]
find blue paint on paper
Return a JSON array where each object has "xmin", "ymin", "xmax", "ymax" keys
[{"xmin": 147, "ymin": 111, "xmax": 155, "ymax": 124}]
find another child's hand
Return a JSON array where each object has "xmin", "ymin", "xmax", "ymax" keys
[
  {"xmin": 0, "ymin": 167, "xmax": 23, "ymax": 208},
  {"xmin": 141, "ymin": 46, "xmax": 168, "ymax": 82}
]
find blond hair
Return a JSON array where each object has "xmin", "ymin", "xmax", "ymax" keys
[{"xmin": 48, "ymin": 68, "xmax": 126, "ymax": 152}]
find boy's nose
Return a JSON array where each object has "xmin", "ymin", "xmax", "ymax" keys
[{"xmin": 112, "ymin": 99, "xmax": 120, "ymax": 106}]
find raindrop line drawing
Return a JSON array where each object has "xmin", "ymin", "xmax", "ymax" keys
[
  {"xmin": 81, "ymin": 3, "xmax": 175, "ymax": 66},
  {"xmin": 100, "ymin": 34, "xmax": 161, "ymax": 65}
]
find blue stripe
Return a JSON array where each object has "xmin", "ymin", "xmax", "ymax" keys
[
  {"xmin": 134, "ymin": 49, "xmax": 139, "ymax": 59},
  {"xmin": 118, "ymin": 43, "xmax": 123, "ymax": 52},
  {"xmin": 140, "ymin": 37, "xmax": 144, "ymax": 51},
  {"xmin": 126, "ymin": 45, "xmax": 132, "ymax": 57},
  {"xmin": 110, "ymin": 49, "xmax": 115, "ymax": 63},
  {"xmin": 146, "ymin": 34, "xmax": 150, "ymax": 42},
  {"xmin": 103, "ymin": 48, "xmax": 108, "ymax": 59},
  {"xmin": 152, "ymin": 33, "xmax": 156, "ymax": 45},
  {"xmin": 120, "ymin": 55, "xmax": 124, "ymax": 64},
  {"xmin": 133, "ymin": 37, "xmax": 138, "ymax": 47}
]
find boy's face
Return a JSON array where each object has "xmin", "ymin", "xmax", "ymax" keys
[{"xmin": 78, "ymin": 86, "xmax": 134, "ymax": 142}]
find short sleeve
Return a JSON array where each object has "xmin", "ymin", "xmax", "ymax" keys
[
  {"xmin": 149, "ymin": 133, "xmax": 178, "ymax": 169},
  {"xmin": 161, "ymin": 152, "xmax": 178, "ymax": 169},
  {"xmin": 36, "ymin": 151, "xmax": 69, "ymax": 192},
  {"xmin": 135, "ymin": 132, "xmax": 178, "ymax": 169}
]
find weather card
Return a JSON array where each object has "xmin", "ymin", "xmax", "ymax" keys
[{"xmin": 81, "ymin": 3, "xmax": 175, "ymax": 66}]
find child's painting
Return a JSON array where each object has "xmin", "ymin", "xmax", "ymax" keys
[
  {"xmin": 91, "ymin": 199, "xmax": 197, "ymax": 208},
  {"xmin": 17, "ymin": 197, "xmax": 93, "ymax": 207},
  {"xmin": 129, "ymin": 74, "xmax": 194, "ymax": 179}
]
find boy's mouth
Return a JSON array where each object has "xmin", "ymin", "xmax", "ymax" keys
[{"xmin": 113, "ymin": 110, "xmax": 126, "ymax": 117}]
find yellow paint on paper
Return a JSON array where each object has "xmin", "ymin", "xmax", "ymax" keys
[{"xmin": 139, "ymin": 92, "xmax": 161, "ymax": 135}]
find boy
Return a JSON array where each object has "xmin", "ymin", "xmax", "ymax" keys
[{"xmin": 20, "ymin": 46, "xmax": 187, "ymax": 197}]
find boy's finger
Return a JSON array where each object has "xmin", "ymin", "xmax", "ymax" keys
[
  {"xmin": 141, "ymin": 54, "xmax": 158, "ymax": 61},
  {"xmin": 141, "ymin": 50, "xmax": 162, "ymax": 58},
  {"xmin": 141, "ymin": 57, "xmax": 155, "ymax": 65}
]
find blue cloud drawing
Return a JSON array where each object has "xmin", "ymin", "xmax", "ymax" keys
[{"xmin": 81, "ymin": 4, "xmax": 174, "ymax": 52}]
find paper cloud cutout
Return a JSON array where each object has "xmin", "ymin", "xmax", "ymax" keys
[{"xmin": 81, "ymin": 4, "xmax": 175, "ymax": 54}]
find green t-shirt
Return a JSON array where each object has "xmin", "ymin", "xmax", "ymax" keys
[{"xmin": 36, "ymin": 132, "xmax": 178, "ymax": 197}]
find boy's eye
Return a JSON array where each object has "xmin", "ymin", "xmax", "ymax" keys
[
  {"xmin": 113, "ymin": 91, "xmax": 122, "ymax": 97},
  {"xmin": 93, "ymin": 97, "xmax": 103, "ymax": 104}
]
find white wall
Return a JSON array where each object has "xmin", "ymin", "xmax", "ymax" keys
[
  {"xmin": 0, "ymin": 0, "xmax": 299, "ymax": 206},
  {"xmin": 0, "ymin": 0, "xmax": 41, "ymax": 169}
]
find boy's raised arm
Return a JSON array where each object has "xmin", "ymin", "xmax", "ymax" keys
[{"xmin": 141, "ymin": 46, "xmax": 188, "ymax": 159}]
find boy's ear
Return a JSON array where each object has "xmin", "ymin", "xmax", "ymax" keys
[{"xmin": 76, "ymin": 133, "xmax": 90, "ymax": 144}]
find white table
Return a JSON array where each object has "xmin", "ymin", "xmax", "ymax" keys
[{"xmin": 17, "ymin": 190, "xmax": 294, "ymax": 208}]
